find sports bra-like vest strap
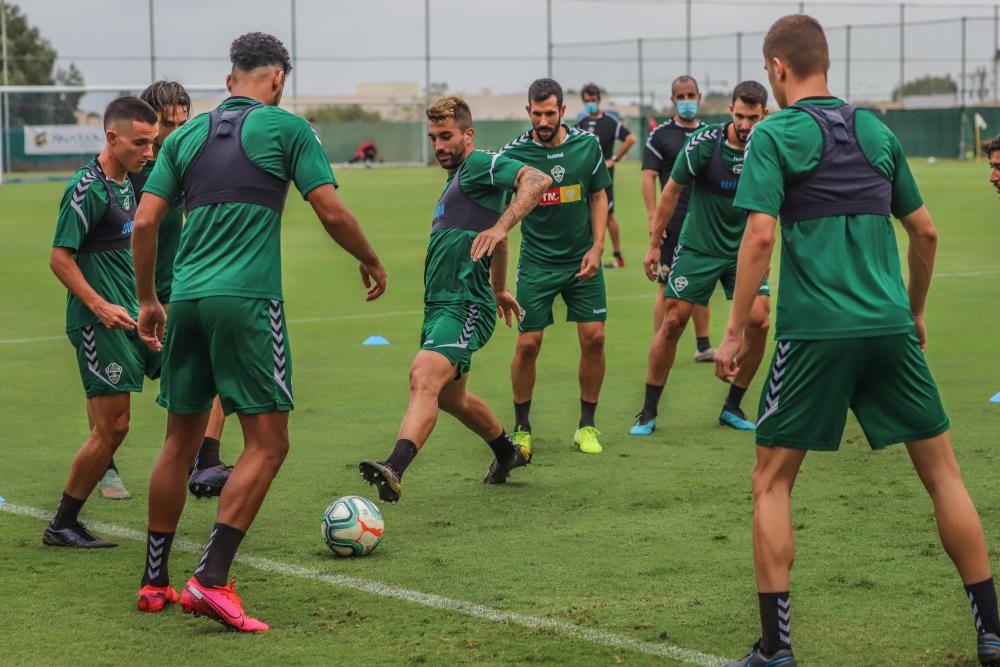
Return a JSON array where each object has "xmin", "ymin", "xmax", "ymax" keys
[
  {"xmin": 78, "ymin": 160, "xmax": 134, "ymax": 254},
  {"xmin": 183, "ymin": 103, "xmax": 291, "ymax": 215},
  {"xmin": 778, "ymin": 103, "xmax": 892, "ymax": 225},
  {"xmin": 431, "ymin": 165, "xmax": 502, "ymax": 233},
  {"xmin": 694, "ymin": 124, "xmax": 740, "ymax": 198}
]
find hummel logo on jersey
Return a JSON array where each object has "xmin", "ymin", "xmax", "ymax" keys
[
  {"xmin": 105, "ymin": 362, "xmax": 123, "ymax": 385},
  {"xmin": 546, "ymin": 152, "xmax": 564, "ymax": 159},
  {"xmin": 672, "ymin": 276, "xmax": 689, "ymax": 292},
  {"xmin": 423, "ymin": 339, "xmax": 435, "ymax": 346},
  {"xmin": 550, "ymin": 165, "xmax": 565, "ymax": 183}
]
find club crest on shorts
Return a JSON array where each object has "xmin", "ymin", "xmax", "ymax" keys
[
  {"xmin": 105, "ymin": 362, "xmax": 123, "ymax": 385},
  {"xmin": 550, "ymin": 165, "xmax": 565, "ymax": 183},
  {"xmin": 672, "ymin": 275, "xmax": 688, "ymax": 292}
]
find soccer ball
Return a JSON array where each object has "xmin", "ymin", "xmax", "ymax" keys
[{"xmin": 321, "ymin": 495, "xmax": 384, "ymax": 557}]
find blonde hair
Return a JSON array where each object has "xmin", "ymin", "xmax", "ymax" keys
[{"xmin": 426, "ymin": 96, "xmax": 473, "ymax": 130}]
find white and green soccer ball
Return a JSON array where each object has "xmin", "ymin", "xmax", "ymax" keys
[{"xmin": 321, "ymin": 495, "xmax": 384, "ymax": 557}]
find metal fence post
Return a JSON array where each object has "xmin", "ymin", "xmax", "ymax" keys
[
  {"xmin": 685, "ymin": 0, "xmax": 692, "ymax": 73},
  {"xmin": 846, "ymin": 25, "xmax": 851, "ymax": 102},
  {"xmin": 736, "ymin": 31, "xmax": 742, "ymax": 83},
  {"xmin": 637, "ymin": 38, "xmax": 645, "ymax": 146},
  {"xmin": 148, "ymin": 0, "xmax": 156, "ymax": 81},
  {"xmin": 290, "ymin": 0, "xmax": 298, "ymax": 113},
  {"xmin": 899, "ymin": 4, "xmax": 905, "ymax": 106},
  {"xmin": 961, "ymin": 16, "xmax": 967, "ymax": 107},
  {"xmin": 994, "ymin": 4, "xmax": 998, "ymax": 103},
  {"xmin": 547, "ymin": 0, "xmax": 553, "ymax": 78},
  {"xmin": 422, "ymin": 0, "xmax": 430, "ymax": 166}
]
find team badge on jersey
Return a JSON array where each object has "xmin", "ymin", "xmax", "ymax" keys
[
  {"xmin": 731, "ymin": 162, "xmax": 743, "ymax": 175},
  {"xmin": 550, "ymin": 165, "xmax": 565, "ymax": 183},
  {"xmin": 105, "ymin": 362, "xmax": 123, "ymax": 385}
]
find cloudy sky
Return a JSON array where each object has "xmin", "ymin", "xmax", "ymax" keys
[{"xmin": 10, "ymin": 0, "xmax": 1000, "ymax": 105}]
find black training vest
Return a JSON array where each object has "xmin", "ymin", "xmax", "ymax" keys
[
  {"xmin": 182, "ymin": 102, "xmax": 290, "ymax": 215},
  {"xmin": 77, "ymin": 160, "xmax": 134, "ymax": 254},
  {"xmin": 779, "ymin": 103, "xmax": 892, "ymax": 225},
  {"xmin": 431, "ymin": 163, "xmax": 502, "ymax": 233},
  {"xmin": 693, "ymin": 124, "xmax": 740, "ymax": 198}
]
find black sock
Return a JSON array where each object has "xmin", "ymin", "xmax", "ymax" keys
[
  {"xmin": 487, "ymin": 431, "xmax": 516, "ymax": 460},
  {"xmin": 195, "ymin": 437, "xmax": 222, "ymax": 470},
  {"xmin": 579, "ymin": 400, "xmax": 597, "ymax": 428},
  {"xmin": 106, "ymin": 458, "xmax": 118, "ymax": 474},
  {"xmin": 141, "ymin": 530, "xmax": 175, "ymax": 587},
  {"xmin": 696, "ymin": 336, "xmax": 712, "ymax": 353},
  {"xmin": 613, "ymin": 251, "xmax": 623, "ymax": 260},
  {"xmin": 966, "ymin": 578, "xmax": 1000, "ymax": 635},
  {"xmin": 642, "ymin": 383, "xmax": 664, "ymax": 421},
  {"xmin": 194, "ymin": 523, "xmax": 245, "ymax": 587},
  {"xmin": 50, "ymin": 492, "xmax": 84, "ymax": 530},
  {"xmin": 514, "ymin": 400, "xmax": 532, "ymax": 433},
  {"xmin": 386, "ymin": 439, "xmax": 418, "ymax": 478},
  {"xmin": 725, "ymin": 384, "xmax": 748, "ymax": 412},
  {"xmin": 758, "ymin": 592, "xmax": 791, "ymax": 655}
]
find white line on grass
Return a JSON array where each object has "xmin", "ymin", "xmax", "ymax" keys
[
  {"xmin": 4, "ymin": 267, "xmax": 994, "ymax": 346},
  {"xmin": 0, "ymin": 501, "xmax": 726, "ymax": 666}
]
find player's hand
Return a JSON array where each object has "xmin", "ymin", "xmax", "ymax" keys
[
  {"xmin": 714, "ymin": 331, "xmax": 742, "ymax": 383},
  {"xmin": 471, "ymin": 225, "xmax": 506, "ymax": 262},
  {"xmin": 137, "ymin": 300, "xmax": 166, "ymax": 351},
  {"xmin": 575, "ymin": 247, "xmax": 602, "ymax": 280},
  {"xmin": 913, "ymin": 313, "xmax": 927, "ymax": 351},
  {"xmin": 494, "ymin": 290, "xmax": 522, "ymax": 328},
  {"xmin": 360, "ymin": 260, "xmax": 387, "ymax": 301},
  {"xmin": 605, "ymin": 158, "xmax": 615, "ymax": 170},
  {"xmin": 643, "ymin": 244, "xmax": 661, "ymax": 282},
  {"xmin": 95, "ymin": 300, "xmax": 137, "ymax": 331}
]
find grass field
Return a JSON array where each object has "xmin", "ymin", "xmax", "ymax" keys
[{"xmin": 0, "ymin": 159, "xmax": 998, "ymax": 666}]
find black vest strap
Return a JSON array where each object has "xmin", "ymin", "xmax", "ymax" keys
[
  {"xmin": 183, "ymin": 102, "xmax": 291, "ymax": 215},
  {"xmin": 693, "ymin": 124, "xmax": 740, "ymax": 198},
  {"xmin": 779, "ymin": 103, "xmax": 892, "ymax": 225},
  {"xmin": 78, "ymin": 160, "xmax": 134, "ymax": 254},
  {"xmin": 431, "ymin": 161, "xmax": 502, "ymax": 234}
]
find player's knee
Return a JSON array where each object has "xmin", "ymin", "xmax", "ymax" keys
[
  {"xmin": 515, "ymin": 336, "xmax": 542, "ymax": 361},
  {"xmin": 662, "ymin": 312, "xmax": 688, "ymax": 341},
  {"xmin": 580, "ymin": 327, "xmax": 605, "ymax": 353},
  {"xmin": 96, "ymin": 412, "xmax": 130, "ymax": 447},
  {"xmin": 751, "ymin": 463, "xmax": 789, "ymax": 500},
  {"xmin": 408, "ymin": 365, "xmax": 443, "ymax": 399}
]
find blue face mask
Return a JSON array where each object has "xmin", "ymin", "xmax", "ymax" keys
[
  {"xmin": 584, "ymin": 102, "xmax": 599, "ymax": 115},
  {"xmin": 676, "ymin": 100, "xmax": 699, "ymax": 120}
]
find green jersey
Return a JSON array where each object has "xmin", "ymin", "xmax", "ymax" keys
[
  {"xmin": 735, "ymin": 97, "xmax": 923, "ymax": 341},
  {"xmin": 672, "ymin": 123, "xmax": 747, "ymax": 257},
  {"xmin": 143, "ymin": 96, "xmax": 336, "ymax": 302},
  {"xmin": 425, "ymin": 149, "xmax": 525, "ymax": 307},
  {"xmin": 52, "ymin": 159, "xmax": 139, "ymax": 332},
  {"xmin": 131, "ymin": 159, "xmax": 183, "ymax": 299},
  {"xmin": 500, "ymin": 126, "xmax": 612, "ymax": 269}
]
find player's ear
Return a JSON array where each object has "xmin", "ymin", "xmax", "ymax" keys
[
  {"xmin": 225, "ymin": 73, "xmax": 234, "ymax": 92},
  {"xmin": 105, "ymin": 126, "xmax": 118, "ymax": 146}
]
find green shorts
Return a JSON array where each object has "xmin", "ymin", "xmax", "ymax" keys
[
  {"xmin": 516, "ymin": 265, "xmax": 607, "ymax": 332},
  {"xmin": 420, "ymin": 302, "xmax": 496, "ymax": 377},
  {"xmin": 665, "ymin": 244, "xmax": 770, "ymax": 306},
  {"xmin": 68, "ymin": 324, "xmax": 160, "ymax": 398},
  {"xmin": 158, "ymin": 297, "xmax": 294, "ymax": 416},
  {"xmin": 755, "ymin": 333, "xmax": 949, "ymax": 451}
]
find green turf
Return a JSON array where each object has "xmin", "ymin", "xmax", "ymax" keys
[{"xmin": 1, "ymin": 159, "xmax": 998, "ymax": 666}]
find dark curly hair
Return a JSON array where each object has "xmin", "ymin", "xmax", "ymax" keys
[
  {"xmin": 229, "ymin": 32, "xmax": 292, "ymax": 74},
  {"xmin": 982, "ymin": 134, "xmax": 1000, "ymax": 159},
  {"xmin": 140, "ymin": 80, "xmax": 191, "ymax": 114}
]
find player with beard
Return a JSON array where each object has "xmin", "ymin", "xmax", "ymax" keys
[
  {"xmin": 500, "ymin": 78, "xmax": 613, "ymax": 455},
  {"xmin": 359, "ymin": 96, "xmax": 550, "ymax": 502},
  {"xmin": 631, "ymin": 82, "xmax": 771, "ymax": 436}
]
